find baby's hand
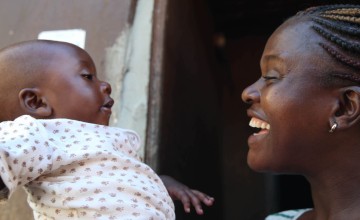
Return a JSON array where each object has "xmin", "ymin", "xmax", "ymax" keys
[{"xmin": 160, "ymin": 175, "xmax": 214, "ymax": 215}]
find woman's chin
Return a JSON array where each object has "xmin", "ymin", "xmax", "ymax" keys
[
  {"xmin": 247, "ymin": 154, "xmax": 282, "ymax": 173},
  {"xmin": 247, "ymin": 156, "xmax": 268, "ymax": 172}
]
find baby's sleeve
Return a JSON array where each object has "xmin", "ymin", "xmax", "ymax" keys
[
  {"xmin": 124, "ymin": 130, "xmax": 141, "ymax": 151},
  {"xmin": 0, "ymin": 116, "xmax": 58, "ymax": 198}
]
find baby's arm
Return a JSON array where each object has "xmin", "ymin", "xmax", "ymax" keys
[{"xmin": 160, "ymin": 175, "xmax": 214, "ymax": 215}]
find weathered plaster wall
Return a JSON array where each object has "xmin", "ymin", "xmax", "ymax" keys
[{"xmin": 108, "ymin": 0, "xmax": 154, "ymax": 158}]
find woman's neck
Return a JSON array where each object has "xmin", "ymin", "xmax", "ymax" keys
[{"xmin": 305, "ymin": 166, "xmax": 360, "ymax": 220}]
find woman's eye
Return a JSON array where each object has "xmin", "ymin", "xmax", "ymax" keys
[
  {"xmin": 262, "ymin": 76, "xmax": 278, "ymax": 81},
  {"xmin": 82, "ymin": 74, "xmax": 93, "ymax": 80}
]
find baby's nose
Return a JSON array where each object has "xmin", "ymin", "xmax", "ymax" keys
[{"xmin": 101, "ymin": 81, "xmax": 112, "ymax": 94}]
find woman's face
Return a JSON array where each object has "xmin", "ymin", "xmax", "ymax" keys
[{"xmin": 241, "ymin": 18, "xmax": 340, "ymax": 174}]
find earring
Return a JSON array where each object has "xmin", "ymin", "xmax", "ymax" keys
[{"xmin": 329, "ymin": 122, "xmax": 338, "ymax": 133}]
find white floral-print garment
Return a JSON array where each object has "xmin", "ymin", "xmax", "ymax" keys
[{"xmin": 0, "ymin": 115, "xmax": 175, "ymax": 220}]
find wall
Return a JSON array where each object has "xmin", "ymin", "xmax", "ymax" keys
[{"xmin": 110, "ymin": 0, "xmax": 154, "ymax": 157}]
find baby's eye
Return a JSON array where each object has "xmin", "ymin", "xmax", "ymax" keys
[{"xmin": 81, "ymin": 74, "xmax": 93, "ymax": 80}]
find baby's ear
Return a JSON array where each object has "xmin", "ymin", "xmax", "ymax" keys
[
  {"xmin": 18, "ymin": 88, "xmax": 52, "ymax": 117},
  {"xmin": 333, "ymin": 86, "xmax": 360, "ymax": 130}
]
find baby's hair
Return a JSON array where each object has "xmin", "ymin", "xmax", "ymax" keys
[{"xmin": 297, "ymin": 4, "xmax": 360, "ymax": 84}]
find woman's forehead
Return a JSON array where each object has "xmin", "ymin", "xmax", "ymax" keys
[
  {"xmin": 261, "ymin": 18, "xmax": 343, "ymax": 78},
  {"xmin": 263, "ymin": 19, "xmax": 324, "ymax": 59}
]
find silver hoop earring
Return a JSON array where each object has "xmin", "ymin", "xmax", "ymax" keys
[{"xmin": 329, "ymin": 122, "xmax": 338, "ymax": 133}]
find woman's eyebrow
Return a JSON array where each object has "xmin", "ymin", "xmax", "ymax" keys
[
  {"xmin": 261, "ymin": 54, "xmax": 288, "ymax": 74},
  {"xmin": 262, "ymin": 54, "xmax": 285, "ymax": 63},
  {"xmin": 261, "ymin": 54, "xmax": 285, "ymax": 69}
]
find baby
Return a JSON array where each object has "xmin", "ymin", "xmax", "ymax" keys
[{"xmin": 0, "ymin": 40, "xmax": 214, "ymax": 219}]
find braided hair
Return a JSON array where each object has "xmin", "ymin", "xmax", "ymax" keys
[{"xmin": 297, "ymin": 4, "xmax": 360, "ymax": 84}]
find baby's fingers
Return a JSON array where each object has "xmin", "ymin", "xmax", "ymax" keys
[
  {"xmin": 175, "ymin": 190, "xmax": 191, "ymax": 213},
  {"xmin": 185, "ymin": 191, "xmax": 204, "ymax": 215},
  {"xmin": 176, "ymin": 190, "xmax": 204, "ymax": 214},
  {"xmin": 191, "ymin": 190, "xmax": 215, "ymax": 206}
]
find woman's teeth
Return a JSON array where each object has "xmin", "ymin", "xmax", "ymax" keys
[{"xmin": 249, "ymin": 117, "xmax": 270, "ymax": 130}]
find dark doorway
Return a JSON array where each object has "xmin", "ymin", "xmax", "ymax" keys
[
  {"xmin": 155, "ymin": 1, "xmax": 223, "ymax": 219},
  {"xmin": 156, "ymin": 0, "xmax": 359, "ymax": 219}
]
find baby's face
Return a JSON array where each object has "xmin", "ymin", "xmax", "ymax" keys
[{"xmin": 40, "ymin": 44, "xmax": 113, "ymax": 125}]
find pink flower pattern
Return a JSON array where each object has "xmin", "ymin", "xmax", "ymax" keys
[{"xmin": 0, "ymin": 115, "xmax": 175, "ymax": 219}]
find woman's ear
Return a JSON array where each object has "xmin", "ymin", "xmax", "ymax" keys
[
  {"xmin": 18, "ymin": 88, "xmax": 52, "ymax": 117},
  {"xmin": 332, "ymin": 86, "xmax": 360, "ymax": 130}
]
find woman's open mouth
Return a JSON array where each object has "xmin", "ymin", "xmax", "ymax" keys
[{"xmin": 249, "ymin": 117, "xmax": 270, "ymax": 135}]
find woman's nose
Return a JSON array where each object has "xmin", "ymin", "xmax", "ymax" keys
[
  {"xmin": 101, "ymin": 81, "xmax": 112, "ymax": 95},
  {"xmin": 241, "ymin": 80, "xmax": 260, "ymax": 104}
]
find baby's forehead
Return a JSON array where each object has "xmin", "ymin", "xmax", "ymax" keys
[
  {"xmin": 48, "ymin": 43, "xmax": 94, "ymax": 64},
  {"xmin": 31, "ymin": 43, "xmax": 94, "ymax": 69},
  {"xmin": 0, "ymin": 41, "xmax": 94, "ymax": 80},
  {"xmin": 0, "ymin": 42, "xmax": 82, "ymax": 71},
  {"xmin": 36, "ymin": 42, "xmax": 87, "ymax": 59},
  {"xmin": 5, "ymin": 40, "xmax": 88, "ymax": 60}
]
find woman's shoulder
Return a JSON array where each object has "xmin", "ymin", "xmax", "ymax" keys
[{"xmin": 265, "ymin": 209, "xmax": 312, "ymax": 220}]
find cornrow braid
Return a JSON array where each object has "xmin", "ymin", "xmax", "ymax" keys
[
  {"xmin": 312, "ymin": 25, "xmax": 360, "ymax": 54},
  {"xmin": 301, "ymin": 4, "xmax": 360, "ymax": 15},
  {"xmin": 312, "ymin": 17, "xmax": 360, "ymax": 36},
  {"xmin": 324, "ymin": 8, "xmax": 360, "ymax": 16},
  {"xmin": 297, "ymin": 4, "xmax": 360, "ymax": 84},
  {"xmin": 319, "ymin": 43, "xmax": 360, "ymax": 82},
  {"xmin": 321, "ymin": 14, "xmax": 360, "ymax": 25}
]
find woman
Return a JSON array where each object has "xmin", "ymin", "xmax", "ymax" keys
[{"xmin": 242, "ymin": 4, "xmax": 360, "ymax": 220}]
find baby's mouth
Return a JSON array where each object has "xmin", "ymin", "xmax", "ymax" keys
[
  {"xmin": 103, "ymin": 98, "xmax": 114, "ymax": 109},
  {"xmin": 101, "ymin": 98, "xmax": 114, "ymax": 115},
  {"xmin": 249, "ymin": 117, "xmax": 270, "ymax": 135}
]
